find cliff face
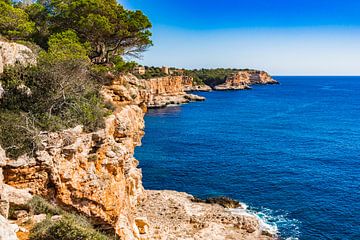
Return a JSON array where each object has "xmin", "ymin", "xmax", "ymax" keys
[
  {"xmin": 2, "ymin": 106, "xmax": 146, "ymax": 239},
  {"xmin": 102, "ymin": 74, "xmax": 205, "ymax": 109},
  {"xmin": 213, "ymin": 70, "xmax": 278, "ymax": 90}
]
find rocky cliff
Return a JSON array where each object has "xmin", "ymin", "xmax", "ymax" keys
[
  {"xmin": 213, "ymin": 70, "xmax": 278, "ymax": 90},
  {"xmin": 102, "ymin": 74, "xmax": 205, "ymax": 109},
  {"xmin": 1, "ymin": 105, "xmax": 146, "ymax": 239}
]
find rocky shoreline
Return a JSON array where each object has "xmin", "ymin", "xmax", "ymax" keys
[{"xmin": 0, "ymin": 41, "xmax": 278, "ymax": 240}]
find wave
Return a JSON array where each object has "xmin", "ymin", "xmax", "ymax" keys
[{"xmin": 229, "ymin": 203, "xmax": 301, "ymax": 240}]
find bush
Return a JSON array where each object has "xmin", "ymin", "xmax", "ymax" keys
[
  {"xmin": 0, "ymin": 31, "xmax": 110, "ymax": 158},
  {"xmin": 0, "ymin": 109, "xmax": 40, "ymax": 158},
  {"xmin": 28, "ymin": 196, "xmax": 64, "ymax": 216},
  {"xmin": 29, "ymin": 213, "xmax": 111, "ymax": 240}
]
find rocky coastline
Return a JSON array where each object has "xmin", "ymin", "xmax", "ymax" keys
[
  {"xmin": 213, "ymin": 70, "xmax": 278, "ymax": 91},
  {"xmin": 0, "ymin": 41, "xmax": 278, "ymax": 240}
]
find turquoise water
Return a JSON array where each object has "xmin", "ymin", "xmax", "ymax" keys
[{"xmin": 135, "ymin": 77, "xmax": 360, "ymax": 239}]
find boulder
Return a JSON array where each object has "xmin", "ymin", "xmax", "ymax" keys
[
  {"xmin": 0, "ymin": 41, "xmax": 36, "ymax": 74},
  {"xmin": 32, "ymin": 214, "xmax": 47, "ymax": 224},
  {"xmin": 0, "ymin": 215, "xmax": 18, "ymax": 240},
  {"xmin": 2, "ymin": 185, "xmax": 32, "ymax": 207}
]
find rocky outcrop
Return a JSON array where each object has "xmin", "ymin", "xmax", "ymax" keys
[
  {"xmin": 184, "ymin": 84, "xmax": 212, "ymax": 92},
  {"xmin": 214, "ymin": 70, "xmax": 278, "ymax": 90},
  {"xmin": 2, "ymin": 106, "xmax": 146, "ymax": 239},
  {"xmin": 0, "ymin": 41, "xmax": 36, "ymax": 74},
  {"xmin": 102, "ymin": 74, "xmax": 205, "ymax": 109},
  {"xmin": 136, "ymin": 190, "xmax": 274, "ymax": 240},
  {"xmin": 182, "ymin": 76, "xmax": 212, "ymax": 92}
]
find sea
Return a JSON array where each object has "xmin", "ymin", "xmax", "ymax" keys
[{"xmin": 134, "ymin": 76, "xmax": 360, "ymax": 240}]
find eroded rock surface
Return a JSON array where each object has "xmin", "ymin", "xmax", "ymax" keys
[
  {"xmin": 102, "ymin": 74, "xmax": 205, "ymax": 109},
  {"xmin": 136, "ymin": 190, "xmax": 274, "ymax": 240},
  {"xmin": 2, "ymin": 107, "xmax": 146, "ymax": 239},
  {"xmin": 0, "ymin": 41, "xmax": 36, "ymax": 74},
  {"xmin": 0, "ymin": 215, "xmax": 18, "ymax": 240}
]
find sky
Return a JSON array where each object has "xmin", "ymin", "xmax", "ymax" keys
[{"xmin": 120, "ymin": 0, "xmax": 360, "ymax": 75}]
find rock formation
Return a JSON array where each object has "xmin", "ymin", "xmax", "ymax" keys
[
  {"xmin": 214, "ymin": 70, "xmax": 278, "ymax": 90},
  {"xmin": 136, "ymin": 190, "xmax": 273, "ymax": 240},
  {"xmin": 182, "ymin": 76, "xmax": 212, "ymax": 92},
  {"xmin": 102, "ymin": 74, "xmax": 206, "ymax": 109},
  {"xmin": 1, "ymin": 106, "xmax": 146, "ymax": 239},
  {"xmin": 0, "ymin": 41, "xmax": 36, "ymax": 74}
]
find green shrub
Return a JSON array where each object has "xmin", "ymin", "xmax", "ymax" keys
[
  {"xmin": 0, "ymin": 32, "xmax": 110, "ymax": 157},
  {"xmin": 0, "ymin": 109, "xmax": 40, "ymax": 158},
  {"xmin": 28, "ymin": 196, "xmax": 64, "ymax": 216},
  {"xmin": 29, "ymin": 213, "xmax": 111, "ymax": 240}
]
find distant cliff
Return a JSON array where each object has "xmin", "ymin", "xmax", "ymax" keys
[
  {"xmin": 102, "ymin": 74, "xmax": 205, "ymax": 109},
  {"xmin": 214, "ymin": 70, "xmax": 278, "ymax": 90}
]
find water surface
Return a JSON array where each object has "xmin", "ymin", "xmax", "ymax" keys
[{"xmin": 135, "ymin": 77, "xmax": 360, "ymax": 240}]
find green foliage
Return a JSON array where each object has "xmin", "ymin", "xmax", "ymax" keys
[
  {"xmin": 30, "ymin": 213, "xmax": 111, "ymax": 240},
  {"xmin": 113, "ymin": 56, "xmax": 137, "ymax": 73},
  {"xmin": 27, "ymin": 196, "xmax": 118, "ymax": 240},
  {"xmin": 31, "ymin": 0, "xmax": 151, "ymax": 63},
  {"xmin": 0, "ymin": 31, "xmax": 109, "ymax": 157},
  {"xmin": 0, "ymin": 0, "xmax": 150, "ymax": 157},
  {"xmin": 0, "ymin": 0, "xmax": 35, "ymax": 39},
  {"xmin": 136, "ymin": 66, "xmax": 167, "ymax": 79},
  {"xmin": 185, "ymin": 68, "xmax": 242, "ymax": 86},
  {"xmin": 0, "ymin": 109, "xmax": 40, "ymax": 158},
  {"xmin": 28, "ymin": 196, "xmax": 64, "ymax": 216},
  {"xmin": 1, "ymin": 0, "xmax": 152, "ymax": 65},
  {"xmin": 44, "ymin": 30, "xmax": 91, "ymax": 62}
]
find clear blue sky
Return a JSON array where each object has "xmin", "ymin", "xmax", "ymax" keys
[{"xmin": 121, "ymin": 0, "xmax": 360, "ymax": 75}]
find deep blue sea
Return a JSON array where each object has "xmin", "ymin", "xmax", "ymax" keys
[{"xmin": 135, "ymin": 77, "xmax": 360, "ymax": 240}]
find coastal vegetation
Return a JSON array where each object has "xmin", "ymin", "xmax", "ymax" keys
[
  {"xmin": 0, "ymin": 0, "xmax": 152, "ymax": 158},
  {"xmin": 133, "ymin": 66, "xmax": 167, "ymax": 79},
  {"xmin": 12, "ymin": 196, "xmax": 115, "ymax": 240},
  {"xmin": 185, "ymin": 68, "xmax": 251, "ymax": 86}
]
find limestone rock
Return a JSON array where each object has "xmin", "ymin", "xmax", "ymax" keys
[
  {"xmin": 135, "ymin": 217, "xmax": 149, "ymax": 235},
  {"xmin": 0, "ymin": 146, "xmax": 6, "ymax": 167},
  {"xmin": 1, "ymin": 70, "xmax": 276, "ymax": 240},
  {"xmin": 136, "ymin": 190, "xmax": 274, "ymax": 240},
  {"xmin": 3, "ymin": 105, "xmax": 146, "ymax": 240},
  {"xmin": 0, "ymin": 41, "xmax": 36, "ymax": 74},
  {"xmin": 5, "ymin": 155, "xmax": 36, "ymax": 168},
  {"xmin": 184, "ymin": 84, "xmax": 212, "ymax": 92},
  {"xmin": 32, "ymin": 214, "xmax": 47, "ymax": 224},
  {"xmin": 102, "ymin": 74, "xmax": 206, "ymax": 109},
  {"xmin": 2, "ymin": 185, "xmax": 32, "ymax": 207},
  {"xmin": 0, "ymin": 215, "xmax": 18, "ymax": 240}
]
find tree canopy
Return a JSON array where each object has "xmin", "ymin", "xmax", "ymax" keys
[
  {"xmin": 0, "ymin": 0, "xmax": 152, "ymax": 157},
  {"xmin": 0, "ymin": 0, "xmax": 35, "ymax": 39},
  {"xmin": 0, "ymin": 0, "xmax": 152, "ymax": 64}
]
